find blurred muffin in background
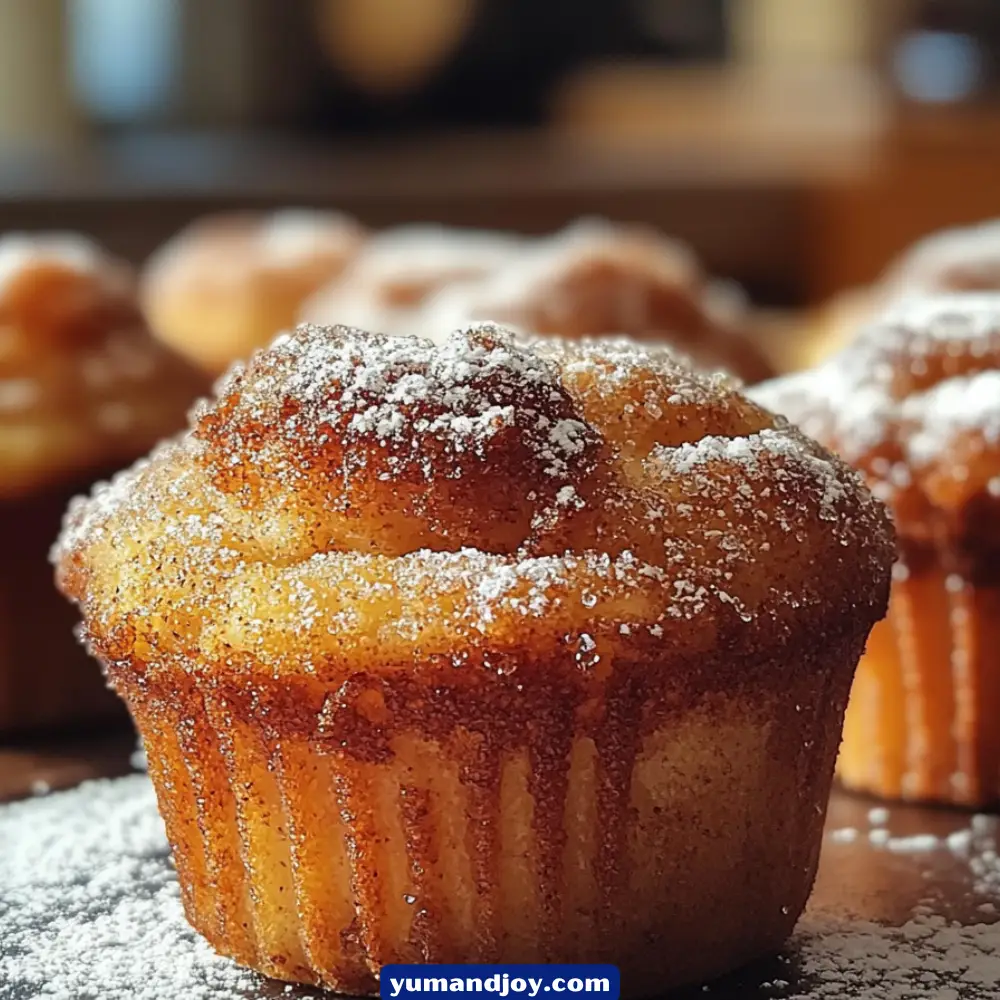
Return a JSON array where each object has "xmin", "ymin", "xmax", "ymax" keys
[
  {"xmin": 753, "ymin": 294, "xmax": 1000, "ymax": 807},
  {"xmin": 790, "ymin": 219, "xmax": 1000, "ymax": 373},
  {"xmin": 142, "ymin": 210, "xmax": 365, "ymax": 374},
  {"xmin": 421, "ymin": 219, "xmax": 774, "ymax": 384},
  {"xmin": 0, "ymin": 232, "xmax": 207, "ymax": 734},
  {"xmin": 881, "ymin": 219, "xmax": 1000, "ymax": 295},
  {"xmin": 300, "ymin": 223, "xmax": 522, "ymax": 333}
]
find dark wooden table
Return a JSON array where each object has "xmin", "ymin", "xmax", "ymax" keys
[{"xmin": 0, "ymin": 728, "xmax": 135, "ymax": 802}]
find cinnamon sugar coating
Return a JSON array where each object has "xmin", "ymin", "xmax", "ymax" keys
[
  {"xmin": 56, "ymin": 323, "xmax": 891, "ymax": 683},
  {"xmin": 752, "ymin": 294, "xmax": 1000, "ymax": 560},
  {"xmin": 0, "ymin": 233, "xmax": 208, "ymax": 499}
]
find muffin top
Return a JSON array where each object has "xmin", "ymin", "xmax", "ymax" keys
[
  {"xmin": 752, "ymin": 294, "xmax": 1000, "ymax": 552},
  {"xmin": 143, "ymin": 209, "xmax": 365, "ymax": 296},
  {"xmin": 882, "ymin": 219, "xmax": 1000, "ymax": 294},
  {"xmin": 422, "ymin": 219, "xmax": 773, "ymax": 383},
  {"xmin": 0, "ymin": 233, "xmax": 207, "ymax": 499},
  {"xmin": 55, "ymin": 323, "xmax": 891, "ymax": 684},
  {"xmin": 300, "ymin": 223, "xmax": 523, "ymax": 331}
]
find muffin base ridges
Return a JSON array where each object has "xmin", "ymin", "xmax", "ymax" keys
[
  {"xmin": 115, "ymin": 633, "xmax": 861, "ymax": 997},
  {"xmin": 838, "ymin": 561, "xmax": 1000, "ymax": 806}
]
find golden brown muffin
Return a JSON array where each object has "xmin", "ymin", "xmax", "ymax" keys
[
  {"xmin": 788, "ymin": 219, "xmax": 1000, "ymax": 375},
  {"xmin": 421, "ymin": 219, "xmax": 774, "ymax": 384},
  {"xmin": 881, "ymin": 219, "xmax": 1000, "ymax": 294},
  {"xmin": 300, "ymin": 223, "xmax": 522, "ymax": 333},
  {"xmin": 752, "ymin": 294, "xmax": 1000, "ymax": 806},
  {"xmin": 0, "ymin": 232, "xmax": 207, "ymax": 733},
  {"xmin": 55, "ymin": 324, "xmax": 892, "ymax": 995},
  {"xmin": 142, "ymin": 210, "xmax": 365, "ymax": 374}
]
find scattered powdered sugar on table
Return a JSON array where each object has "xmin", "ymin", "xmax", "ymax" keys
[
  {"xmin": 762, "ymin": 811, "xmax": 1000, "ymax": 1000},
  {"xmin": 0, "ymin": 776, "xmax": 321, "ymax": 1000},
  {"xmin": 781, "ymin": 913, "xmax": 1000, "ymax": 999},
  {"xmin": 5, "ymin": 775, "xmax": 1000, "ymax": 999}
]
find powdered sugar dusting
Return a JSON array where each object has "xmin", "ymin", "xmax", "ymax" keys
[
  {"xmin": 0, "ymin": 776, "xmax": 284, "ymax": 1000},
  {"xmin": 880, "ymin": 293, "xmax": 1000, "ymax": 344},
  {"xmin": 54, "ymin": 321, "xmax": 892, "ymax": 674},
  {"xmin": 752, "ymin": 293, "xmax": 1000, "ymax": 495},
  {"xmin": 904, "ymin": 370, "xmax": 1000, "ymax": 465},
  {"xmin": 237, "ymin": 323, "xmax": 595, "ymax": 482},
  {"xmin": 774, "ymin": 810, "xmax": 1000, "ymax": 1000},
  {"xmin": 654, "ymin": 427, "xmax": 851, "ymax": 520},
  {"xmin": 299, "ymin": 226, "xmax": 522, "ymax": 339},
  {"xmin": 427, "ymin": 216, "xmax": 699, "ymax": 322},
  {"xmin": 785, "ymin": 914, "xmax": 1000, "ymax": 999},
  {"xmin": 256, "ymin": 208, "xmax": 359, "ymax": 266},
  {"xmin": 885, "ymin": 218, "xmax": 1000, "ymax": 293},
  {"xmin": 0, "ymin": 231, "xmax": 104, "ymax": 295}
]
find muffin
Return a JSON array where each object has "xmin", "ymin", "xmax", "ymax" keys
[
  {"xmin": 789, "ymin": 219, "xmax": 1000, "ymax": 374},
  {"xmin": 54, "ymin": 324, "xmax": 892, "ymax": 995},
  {"xmin": 300, "ymin": 223, "xmax": 522, "ymax": 334},
  {"xmin": 142, "ymin": 210, "xmax": 365, "ymax": 374},
  {"xmin": 0, "ymin": 232, "xmax": 207, "ymax": 733},
  {"xmin": 421, "ymin": 219, "xmax": 774, "ymax": 384},
  {"xmin": 881, "ymin": 219, "xmax": 1000, "ymax": 295},
  {"xmin": 753, "ymin": 294, "xmax": 1000, "ymax": 806}
]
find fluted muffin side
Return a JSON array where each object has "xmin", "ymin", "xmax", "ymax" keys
[{"xmin": 116, "ymin": 625, "xmax": 862, "ymax": 995}]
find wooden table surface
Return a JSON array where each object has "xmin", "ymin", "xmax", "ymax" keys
[
  {"xmin": 0, "ymin": 727, "xmax": 135, "ymax": 802},
  {"xmin": 1, "ymin": 731, "xmax": 998, "ymax": 998}
]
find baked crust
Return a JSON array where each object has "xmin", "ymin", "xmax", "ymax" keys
[
  {"xmin": 0, "ymin": 233, "xmax": 208, "ymax": 499},
  {"xmin": 56, "ymin": 323, "xmax": 890, "ymax": 688}
]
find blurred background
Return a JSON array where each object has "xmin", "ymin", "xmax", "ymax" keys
[{"xmin": 2, "ymin": 0, "xmax": 1000, "ymax": 307}]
